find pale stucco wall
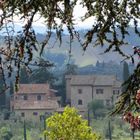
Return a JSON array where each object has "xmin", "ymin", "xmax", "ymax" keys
[
  {"xmin": 15, "ymin": 109, "xmax": 54, "ymax": 121},
  {"xmin": 70, "ymin": 85, "xmax": 121, "ymax": 110},
  {"xmin": 71, "ymin": 85, "xmax": 93, "ymax": 110},
  {"xmin": 65, "ymin": 77, "xmax": 72, "ymax": 101}
]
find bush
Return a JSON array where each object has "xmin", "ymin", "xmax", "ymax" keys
[
  {"xmin": 44, "ymin": 106, "xmax": 101, "ymax": 140},
  {"xmin": 0, "ymin": 127, "xmax": 13, "ymax": 140}
]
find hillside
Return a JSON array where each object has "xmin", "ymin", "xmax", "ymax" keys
[
  {"xmin": 0, "ymin": 27, "xmax": 139, "ymax": 67},
  {"xmin": 35, "ymin": 27, "xmax": 139, "ymax": 67}
]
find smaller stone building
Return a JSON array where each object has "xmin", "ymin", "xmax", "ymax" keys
[{"xmin": 10, "ymin": 84, "xmax": 60, "ymax": 121}]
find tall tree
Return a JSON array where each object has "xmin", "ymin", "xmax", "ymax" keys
[
  {"xmin": 122, "ymin": 61, "xmax": 130, "ymax": 92},
  {"xmin": 19, "ymin": 66, "xmax": 30, "ymax": 84},
  {"xmin": 0, "ymin": 73, "xmax": 6, "ymax": 109},
  {"xmin": 123, "ymin": 61, "xmax": 130, "ymax": 82},
  {"xmin": 30, "ymin": 67, "xmax": 55, "ymax": 85},
  {"xmin": 96, "ymin": 61, "xmax": 100, "ymax": 68},
  {"xmin": 30, "ymin": 59, "xmax": 56, "ymax": 85},
  {"xmin": 65, "ymin": 63, "xmax": 78, "ymax": 75},
  {"xmin": 88, "ymin": 100, "xmax": 104, "ymax": 119}
]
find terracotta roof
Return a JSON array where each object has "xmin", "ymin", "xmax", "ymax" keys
[
  {"xmin": 13, "ymin": 100, "xmax": 59, "ymax": 110},
  {"xmin": 16, "ymin": 84, "xmax": 50, "ymax": 94},
  {"xmin": 67, "ymin": 75, "xmax": 122, "ymax": 86},
  {"xmin": 70, "ymin": 75, "xmax": 95, "ymax": 85},
  {"xmin": 94, "ymin": 75, "xmax": 116, "ymax": 85},
  {"xmin": 114, "ymin": 80, "xmax": 122, "ymax": 87}
]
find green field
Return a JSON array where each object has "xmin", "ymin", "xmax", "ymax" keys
[
  {"xmin": 91, "ymin": 117, "xmax": 140, "ymax": 140},
  {"xmin": 0, "ymin": 113, "xmax": 140, "ymax": 140}
]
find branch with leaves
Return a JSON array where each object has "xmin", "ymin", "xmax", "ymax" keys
[{"xmin": 0, "ymin": 0, "xmax": 140, "ymax": 113}]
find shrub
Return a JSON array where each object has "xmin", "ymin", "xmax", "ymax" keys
[{"xmin": 44, "ymin": 106, "xmax": 101, "ymax": 140}]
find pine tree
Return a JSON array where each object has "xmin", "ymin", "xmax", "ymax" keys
[
  {"xmin": 30, "ymin": 59, "xmax": 56, "ymax": 85},
  {"xmin": 19, "ymin": 66, "xmax": 30, "ymax": 84}
]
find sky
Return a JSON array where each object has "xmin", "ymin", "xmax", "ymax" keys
[
  {"xmin": 0, "ymin": 1, "xmax": 138, "ymax": 33},
  {"xmin": 0, "ymin": 2, "xmax": 135, "ymax": 66},
  {"xmin": 11, "ymin": 1, "xmax": 94, "ymax": 33},
  {"xmin": 0, "ymin": 2, "xmax": 99, "ymax": 67}
]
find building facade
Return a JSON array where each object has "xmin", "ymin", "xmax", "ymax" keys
[
  {"xmin": 10, "ymin": 84, "xmax": 60, "ymax": 121},
  {"xmin": 65, "ymin": 75, "xmax": 122, "ymax": 111}
]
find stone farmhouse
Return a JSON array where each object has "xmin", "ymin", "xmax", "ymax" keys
[
  {"xmin": 65, "ymin": 75, "xmax": 122, "ymax": 112},
  {"xmin": 10, "ymin": 84, "xmax": 60, "ymax": 121}
]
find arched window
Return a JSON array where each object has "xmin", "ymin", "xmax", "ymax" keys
[{"xmin": 78, "ymin": 99, "xmax": 83, "ymax": 105}]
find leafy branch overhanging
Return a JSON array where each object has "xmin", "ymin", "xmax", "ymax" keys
[{"xmin": 0, "ymin": 0, "xmax": 140, "ymax": 113}]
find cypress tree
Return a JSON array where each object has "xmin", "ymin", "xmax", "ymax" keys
[
  {"xmin": 122, "ymin": 61, "xmax": 130, "ymax": 92},
  {"xmin": 23, "ymin": 120, "xmax": 27, "ymax": 140}
]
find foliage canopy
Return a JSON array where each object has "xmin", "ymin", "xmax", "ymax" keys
[
  {"xmin": 44, "ymin": 106, "xmax": 101, "ymax": 140},
  {"xmin": 88, "ymin": 100, "xmax": 105, "ymax": 117},
  {"xmin": 0, "ymin": 0, "xmax": 140, "ymax": 113}
]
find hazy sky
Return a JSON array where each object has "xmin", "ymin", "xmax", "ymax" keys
[
  {"xmin": 1, "ymin": 2, "xmax": 134, "ymax": 66},
  {"xmin": 12, "ymin": 1, "xmax": 94, "ymax": 33}
]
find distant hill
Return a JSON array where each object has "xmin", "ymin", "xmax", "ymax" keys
[
  {"xmin": 77, "ymin": 61, "xmax": 135, "ymax": 80},
  {"xmin": 35, "ymin": 27, "xmax": 140, "ymax": 67},
  {"xmin": 0, "ymin": 26, "xmax": 140, "ymax": 67}
]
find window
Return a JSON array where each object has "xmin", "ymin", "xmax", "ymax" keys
[
  {"xmin": 33, "ymin": 112, "xmax": 38, "ymax": 116},
  {"xmin": 96, "ymin": 89, "xmax": 104, "ymax": 94},
  {"xmin": 48, "ymin": 96, "xmax": 51, "ymax": 99},
  {"xmin": 78, "ymin": 89, "xmax": 82, "ymax": 94},
  {"xmin": 23, "ymin": 95, "xmax": 28, "ymax": 100},
  {"xmin": 106, "ymin": 99, "xmax": 110, "ymax": 106},
  {"xmin": 113, "ymin": 90, "xmax": 120, "ymax": 95},
  {"xmin": 37, "ymin": 95, "xmax": 41, "ymax": 101},
  {"xmin": 45, "ymin": 112, "xmax": 52, "ymax": 116},
  {"xmin": 40, "ymin": 115, "xmax": 44, "ymax": 121},
  {"xmin": 21, "ymin": 112, "xmax": 25, "ymax": 117},
  {"xmin": 15, "ymin": 96, "xmax": 18, "ymax": 100},
  {"xmin": 78, "ymin": 99, "xmax": 83, "ymax": 105}
]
